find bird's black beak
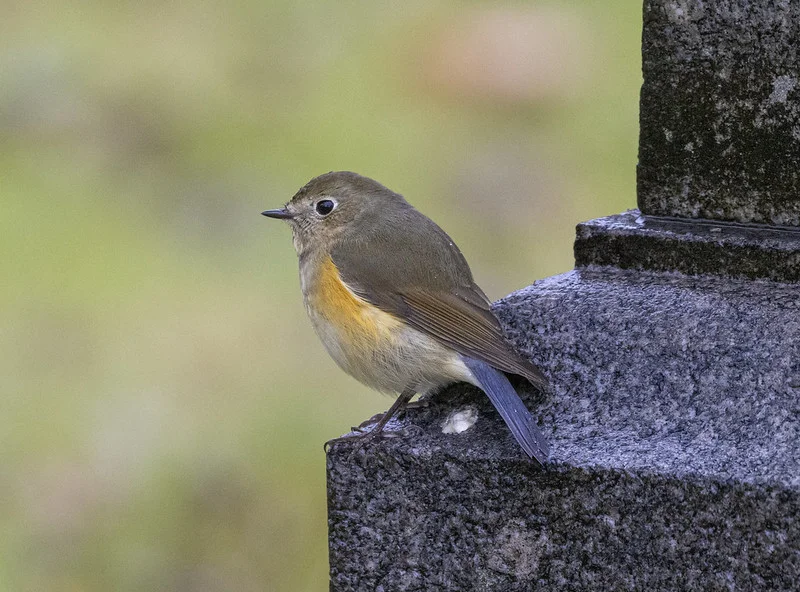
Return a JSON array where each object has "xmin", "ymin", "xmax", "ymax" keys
[{"xmin": 261, "ymin": 208, "xmax": 294, "ymax": 220}]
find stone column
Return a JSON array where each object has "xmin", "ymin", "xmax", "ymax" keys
[{"xmin": 327, "ymin": 2, "xmax": 800, "ymax": 590}]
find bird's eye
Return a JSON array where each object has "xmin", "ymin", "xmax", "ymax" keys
[{"xmin": 315, "ymin": 199, "xmax": 336, "ymax": 216}]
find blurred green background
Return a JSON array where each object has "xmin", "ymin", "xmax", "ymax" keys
[{"xmin": 1, "ymin": 1, "xmax": 640, "ymax": 590}]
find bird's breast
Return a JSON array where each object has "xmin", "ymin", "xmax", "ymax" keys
[
  {"xmin": 302, "ymin": 255, "xmax": 403, "ymax": 342},
  {"xmin": 299, "ymin": 255, "xmax": 470, "ymax": 393},
  {"xmin": 300, "ymin": 255, "xmax": 403, "ymax": 385}
]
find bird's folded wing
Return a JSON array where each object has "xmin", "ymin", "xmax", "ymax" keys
[
  {"xmin": 398, "ymin": 289, "xmax": 548, "ymax": 389},
  {"xmin": 330, "ymin": 224, "xmax": 547, "ymax": 389},
  {"xmin": 341, "ymin": 273, "xmax": 547, "ymax": 389}
]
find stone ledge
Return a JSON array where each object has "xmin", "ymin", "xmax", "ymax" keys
[
  {"xmin": 574, "ymin": 210, "xmax": 800, "ymax": 282},
  {"xmin": 327, "ymin": 269, "xmax": 800, "ymax": 590},
  {"xmin": 329, "ymin": 442, "xmax": 800, "ymax": 592}
]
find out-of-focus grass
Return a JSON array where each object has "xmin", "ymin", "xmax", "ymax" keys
[{"xmin": 0, "ymin": 1, "xmax": 640, "ymax": 590}]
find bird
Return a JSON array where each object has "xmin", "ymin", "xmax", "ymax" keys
[{"xmin": 262, "ymin": 171, "xmax": 549, "ymax": 463}]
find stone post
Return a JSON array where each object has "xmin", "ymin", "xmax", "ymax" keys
[{"xmin": 327, "ymin": 2, "xmax": 800, "ymax": 590}]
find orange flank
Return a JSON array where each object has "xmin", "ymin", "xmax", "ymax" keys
[{"xmin": 311, "ymin": 256, "xmax": 403, "ymax": 342}]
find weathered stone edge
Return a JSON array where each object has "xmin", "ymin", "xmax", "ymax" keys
[{"xmin": 573, "ymin": 210, "xmax": 800, "ymax": 282}]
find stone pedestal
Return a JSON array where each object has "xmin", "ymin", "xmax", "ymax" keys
[{"xmin": 328, "ymin": 267, "xmax": 799, "ymax": 591}]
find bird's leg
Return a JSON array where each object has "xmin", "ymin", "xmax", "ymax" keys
[
  {"xmin": 350, "ymin": 396, "xmax": 427, "ymax": 432},
  {"xmin": 325, "ymin": 387, "xmax": 416, "ymax": 450},
  {"xmin": 361, "ymin": 387, "xmax": 416, "ymax": 436}
]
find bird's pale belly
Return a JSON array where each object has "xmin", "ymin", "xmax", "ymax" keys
[{"xmin": 301, "ymin": 256, "xmax": 473, "ymax": 394}]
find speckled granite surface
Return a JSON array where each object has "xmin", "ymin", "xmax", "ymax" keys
[
  {"xmin": 638, "ymin": 0, "xmax": 800, "ymax": 225},
  {"xmin": 327, "ymin": 268, "xmax": 800, "ymax": 591}
]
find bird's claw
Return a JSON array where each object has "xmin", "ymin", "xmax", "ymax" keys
[{"xmin": 324, "ymin": 422, "xmax": 413, "ymax": 456}]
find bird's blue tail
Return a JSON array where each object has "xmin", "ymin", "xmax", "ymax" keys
[{"xmin": 461, "ymin": 356, "xmax": 549, "ymax": 465}]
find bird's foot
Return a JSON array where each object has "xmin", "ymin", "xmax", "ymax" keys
[
  {"xmin": 324, "ymin": 424, "xmax": 388, "ymax": 456},
  {"xmin": 324, "ymin": 420, "xmax": 420, "ymax": 455},
  {"xmin": 353, "ymin": 412, "xmax": 388, "ymax": 432},
  {"xmin": 349, "ymin": 400, "xmax": 425, "ymax": 433}
]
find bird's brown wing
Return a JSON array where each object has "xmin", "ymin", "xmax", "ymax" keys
[
  {"xmin": 396, "ymin": 289, "xmax": 548, "ymax": 389},
  {"xmin": 331, "ymin": 217, "xmax": 547, "ymax": 389}
]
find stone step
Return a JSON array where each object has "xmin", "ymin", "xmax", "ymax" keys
[{"xmin": 327, "ymin": 267, "xmax": 800, "ymax": 591}]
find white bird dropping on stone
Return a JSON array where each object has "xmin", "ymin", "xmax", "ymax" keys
[{"xmin": 441, "ymin": 407, "xmax": 479, "ymax": 434}]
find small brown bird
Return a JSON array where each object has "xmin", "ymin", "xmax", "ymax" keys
[{"xmin": 263, "ymin": 171, "xmax": 549, "ymax": 463}]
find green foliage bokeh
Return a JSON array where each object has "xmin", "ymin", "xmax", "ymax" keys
[{"xmin": 1, "ymin": 1, "xmax": 640, "ymax": 590}]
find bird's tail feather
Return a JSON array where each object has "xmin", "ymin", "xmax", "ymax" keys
[{"xmin": 461, "ymin": 356, "xmax": 549, "ymax": 465}]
